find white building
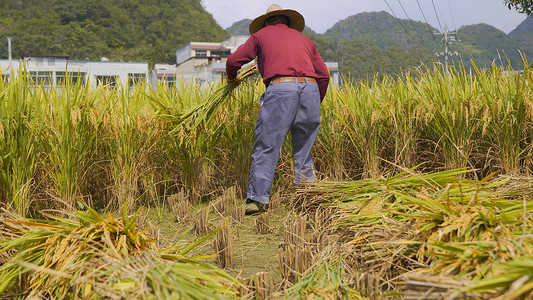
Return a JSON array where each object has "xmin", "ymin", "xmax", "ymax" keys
[
  {"xmin": 175, "ymin": 40, "xmax": 232, "ymax": 83},
  {"xmin": 0, "ymin": 56, "xmax": 149, "ymax": 88},
  {"xmin": 151, "ymin": 63, "xmax": 177, "ymax": 88}
]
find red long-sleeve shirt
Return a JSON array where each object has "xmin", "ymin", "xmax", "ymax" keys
[{"xmin": 226, "ymin": 24, "xmax": 330, "ymax": 100}]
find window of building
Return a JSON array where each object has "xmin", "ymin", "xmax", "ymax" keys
[
  {"xmin": 95, "ymin": 75, "xmax": 118, "ymax": 87},
  {"xmin": 196, "ymin": 50, "xmax": 207, "ymax": 57},
  {"xmin": 211, "ymin": 50, "xmax": 230, "ymax": 57},
  {"xmin": 128, "ymin": 73, "xmax": 146, "ymax": 87},
  {"xmin": 157, "ymin": 75, "xmax": 176, "ymax": 88},
  {"xmin": 29, "ymin": 71, "xmax": 53, "ymax": 87},
  {"xmin": 56, "ymin": 71, "xmax": 86, "ymax": 86}
]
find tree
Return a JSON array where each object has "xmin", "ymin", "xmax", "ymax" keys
[{"xmin": 504, "ymin": 0, "xmax": 533, "ymax": 15}]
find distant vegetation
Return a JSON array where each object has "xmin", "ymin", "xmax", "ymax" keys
[
  {"xmin": 0, "ymin": 0, "xmax": 531, "ymax": 80},
  {"xmin": 0, "ymin": 0, "xmax": 227, "ymax": 64}
]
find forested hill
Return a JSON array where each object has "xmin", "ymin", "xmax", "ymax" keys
[
  {"xmin": 323, "ymin": 11, "xmax": 439, "ymax": 50},
  {"xmin": 0, "ymin": 0, "xmax": 227, "ymax": 63}
]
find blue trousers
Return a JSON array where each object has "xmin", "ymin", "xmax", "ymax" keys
[{"xmin": 247, "ymin": 81, "xmax": 321, "ymax": 204}]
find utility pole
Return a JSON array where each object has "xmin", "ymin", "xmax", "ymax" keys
[
  {"xmin": 7, "ymin": 37, "xmax": 12, "ymax": 69},
  {"xmin": 435, "ymin": 26, "xmax": 459, "ymax": 77}
]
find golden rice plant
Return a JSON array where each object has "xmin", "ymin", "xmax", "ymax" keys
[
  {"xmin": 1, "ymin": 56, "xmax": 532, "ymax": 218},
  {"xmin": 103, "ymin": 81, "xmax": 159, "ymax": 212},
  {"xmin": 43, "ymin": 74, "xmax": 101, "ymax": 208},
  {"xmin": 0, "ymin": 70, "xmax": 46, "ymax": 216}
]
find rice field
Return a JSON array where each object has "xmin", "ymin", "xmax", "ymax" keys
[{"xmin": 0, "ymin": 60, "xmax": 532, "ymax": 299}]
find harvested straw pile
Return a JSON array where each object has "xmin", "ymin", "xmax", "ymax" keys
[
  {"xmin": 0, "ymin": 207, "xmax": 241, "ymax": 299},
  {"xmin": 294, "ymin": 168, "xmax": 533, "ymax": 297}
]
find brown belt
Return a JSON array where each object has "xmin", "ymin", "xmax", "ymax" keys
[{"xmin": 270, "ymin": 76, "xmax": 317, "ymax": 85}]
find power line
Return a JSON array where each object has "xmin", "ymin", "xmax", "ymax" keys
[
  {"xmin": 431, "ymin": 0, "xmax": 443, "ymax": 32},
  {"xmin": 435, "ymin": 0, "xmax": 448, "ymax": 29},
  {"xmin": 447, "ymin": 0, "xmax": 458, "ymax": 31},
  {"xmin": 383, "ymin": 0, "xmax": 421, "ymax": 48},
  {"xmin": 396, "ymin": 0, "xmax": 432, "ymax": 49},
  {"xmin": 416, "ymin": 0, "xmax": 440, "ymax": 46}
]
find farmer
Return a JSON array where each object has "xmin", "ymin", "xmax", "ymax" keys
[{"xmin": 226, "ymin": 4, "xmax": 330, "ymax": 214}]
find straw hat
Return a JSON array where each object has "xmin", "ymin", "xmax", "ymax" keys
[{"xmin": 249, "ymin": 4, "xmax": 305, "ymax": 34}]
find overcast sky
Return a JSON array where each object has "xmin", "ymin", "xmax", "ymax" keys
[{"xmin": 201, "ymin": 0, "xmax": 528, "ymax": 34}]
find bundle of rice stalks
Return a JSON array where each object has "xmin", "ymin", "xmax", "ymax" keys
[
  {"xmin": 148, "ymin": 62, "xmax": 258, "ymax": 131},
  {"xmin": 294, "ymin": 168, "xmax": 533, "ymax": 295},
  {"xmin": 281, "ymin": 252, "xmax": 366, "ymax": 300},
  {"xmin": 403, "ymin": 273, "xmax": 487, "ymax": 300},
  {"xmin": 0, "ymin": 207, "xmax": 242, "ymax": 299}
]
